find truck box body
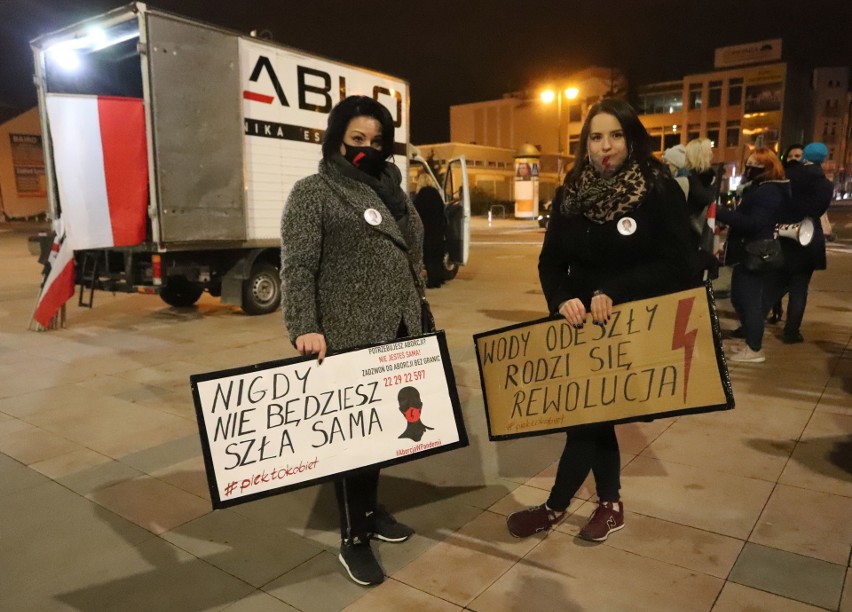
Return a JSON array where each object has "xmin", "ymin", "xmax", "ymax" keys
[{"xmin": 31, "ymin": 3, "xmax": 413, "ymax": 314}]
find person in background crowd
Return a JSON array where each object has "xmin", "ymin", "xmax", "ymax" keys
[
  {"xmin": 683, "ymin": 138, "xmax": 718, "ymax": 215},
  {"xmin": 717, "ymin": 148, "xmax": 789, "ymax": 363},
  {"xmin": 662, "ymin": 144, "xmax": 689, "ymax": 188},
  {"xmin": 769, "ymin": 143, "xmax": 805, "ymax": 323},
  {"xmin": 280, "ymin": 95, "xmax": 423, "ymax": 586},
  {"xmin": 662, "ymin": 138, "xmax": 717, "ymax": 218},
  {"xmin": 662, "ymin": 138, "xmax": 721, "ymax": 278},
  {"xmin": 763, "ymin": 142, "xmax": 833, "ymax": 344},
  {"xmin": 784, "ymin": 144, "xmax": 804, "ymax": 164},
  {"xmin": 508, "ymin": 98, "xmax": 699, "ymax": 543},
  {"xmin": 413, "ymin": 173, "xmax": 448, "ymax": 288}
]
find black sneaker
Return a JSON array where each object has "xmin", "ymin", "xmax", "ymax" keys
[
  {"xmin": 782, "ymin": 331, "xmax": 804, "ymax": 344},
  {"xmin": 339, "ymin": 539, "xmax": 384, "ymax": 586},
  {"xmin": 368, "ymin": 506, "xmax": 414, "ymax": 542}
]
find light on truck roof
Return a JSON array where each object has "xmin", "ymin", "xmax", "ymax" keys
[
  {"xmin": 86, "ymin": 27, "xmax": 108, "ymax": 50},
  {"xmin": 44, "ymin": 23, "xmax": 140, "ymax": 71},
  {"xmin": 48, "ymin": 47, "xmax": 81, "ymax": 72}
]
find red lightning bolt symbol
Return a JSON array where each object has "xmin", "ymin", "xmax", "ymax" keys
[{"xmin": 672, "ymin": 297, "xmax": 698, "ymax": 402}]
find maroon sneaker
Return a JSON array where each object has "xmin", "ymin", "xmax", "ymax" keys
[
  {"xmin": 507, "ymin": 504, "xmax": 566, "ymax": 538},
  {"xmin": 578, "ymin": 501, "xmax": 624, "ymax": 541}
]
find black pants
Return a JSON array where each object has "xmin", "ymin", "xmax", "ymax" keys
[
  {"xmin": 546, "ymin": 423, "xmax": 620, "ymax": 512},
  {"xmin": 334, "ymin": 318, "xmax": 408, "ymax": 542},
  {"xmin": 730, "ymin": 265, "xmax": 767, "ymax": 351},
  {"xmin": 424, "ymin": 252, "xmax": 444, "ymax": 287},
  {"xmin": 334, "ymin": 467, "xmax": 380, "ymax": 541},
  {"xmin": 764, "ymin": 267, "xmax": 814, "ymax": 336}
]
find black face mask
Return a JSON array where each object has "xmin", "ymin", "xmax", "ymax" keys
[
  {"xmin": 342, "ymin": 144, "xmax": 386, "ymax": 177},
  {"xmin": 743, "ymin": 165, "xmax": 764, "ymax": 183}
]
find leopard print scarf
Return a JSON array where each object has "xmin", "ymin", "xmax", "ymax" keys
[{"xmin": 561, "ymin": 160, "xmax": 649, "ymax": 224}]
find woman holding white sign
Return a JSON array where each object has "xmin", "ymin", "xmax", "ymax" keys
[
  {"xmin": 280, "ymin": 96, "xmax": 425, "ymax": 586},
  {"xmin": 508, "ymin": 98, "xmax": 699, "ymax": 542}
]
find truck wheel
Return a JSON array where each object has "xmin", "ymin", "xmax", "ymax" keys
[
  {"xmin": 442, "ymin": 253, "xmax": 459, "ymax": 281},
  {"xmin": 242, "ymin": 262, "xmax": 280, "ymax": 315},
  {"xmin": 160, "ymin": 278, "xmax": 204, "ymax": 307}
]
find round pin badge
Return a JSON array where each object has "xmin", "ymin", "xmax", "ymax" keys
[
  {"xmin": 617, "ymin": 216, "xmax": 637, "ymax": 236},
  {"xmin": 364, "ymin": 208, "xmax": 383, "ymax": 226}
]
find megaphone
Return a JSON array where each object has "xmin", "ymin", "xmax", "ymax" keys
[{"xmin": 776, "ymin": 217, "xmax": 814, "ymax": 246}]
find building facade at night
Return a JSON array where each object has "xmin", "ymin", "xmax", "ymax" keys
[
  {"xmin": 422, "ymin": 41, "xmax": 851, "ymax": 203},
  {"xmin": 810, "ymin": 66, "xmax": 850, "ymax": 186}
]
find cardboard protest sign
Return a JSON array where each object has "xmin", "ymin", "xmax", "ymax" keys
[
  {"xmin": 191, "ymin": 331, "xmax": 467, "ymax": 509},
  {"xmin": 474, "ymin": 286, "xmax": 734, "ymax": 440}
]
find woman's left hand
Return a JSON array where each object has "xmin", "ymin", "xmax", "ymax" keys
[
  {"xmin": 590, "ymin": 292, "xmax": 613, "ymax": 325},
  {"xmin": 295, "ymin": 333, "xmax": 327, "ymax": 364}
]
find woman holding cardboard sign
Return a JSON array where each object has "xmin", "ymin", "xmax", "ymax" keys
[
  {"xmin": 280, "ymin": 96, "xmax": 425, "ymax": 586},
  {"xmin": 508, "ymin": 99, "xmax": 699, "ymax": 542}
]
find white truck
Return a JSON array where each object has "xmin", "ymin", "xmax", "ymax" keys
[{"xmin": 31, "ymin": 3, "xmax": 469, "ymax": 315}]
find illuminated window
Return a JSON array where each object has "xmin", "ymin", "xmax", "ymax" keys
[{"xmin": 639, "ymin": 91, "xmax": 683, "ymax": 114}]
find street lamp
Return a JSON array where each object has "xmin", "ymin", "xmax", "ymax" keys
[{"xmin": 540, "ymin": 86, "xmax": 579, "ymax": 155}]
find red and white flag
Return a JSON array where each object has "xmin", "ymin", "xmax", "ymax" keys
[
  {"xmin": 702, "ymin": 201, "xmax": 719, "ymax": 256},
  {"xmin": 44, "ymin": 95, "xmax": 148, "ymax": 250},
  {"xmin": 33, "ymin": 95, "xmax": 149, "ymax": 327},
  {"xmin": 705, "ymin": 202, "xmax": 721, "ymax": 256},
  {"xmin": 32, "ymin": 232, "xmax": 75, "ymax": 328}
]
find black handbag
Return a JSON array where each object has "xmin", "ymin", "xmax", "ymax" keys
[
  {"xmin": 409, "ymin": 262, "xmax": 436, "ymax": 333},
  {"xmin": 420, "ymin": 295, "xmax": 437, "ymax": 333},
  {"xmin": 742, "ymin": 238, "xmax": 784, "ymax": 273}
]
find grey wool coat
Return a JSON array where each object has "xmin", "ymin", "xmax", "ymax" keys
[{"xmin": 280, "ymin": 159, "xmax": 425, "ymax": 351}]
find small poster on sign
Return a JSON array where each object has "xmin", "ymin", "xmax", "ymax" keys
[
  {"xmin": 474, "ymin": 286, "xmax": 734, "ymax": 441},
  {"xmin": 191, "ymin": 331, "xmax": 467, "ymax": 509}
]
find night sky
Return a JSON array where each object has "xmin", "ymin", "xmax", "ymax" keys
[{"xmin": 1, "ymin": 0, "xmax": 849, "ymax": 142}]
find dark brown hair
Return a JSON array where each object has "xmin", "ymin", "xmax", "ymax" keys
[{"xmin": 567, "ymin": 98, "xmax": 666, "ymax": 188}]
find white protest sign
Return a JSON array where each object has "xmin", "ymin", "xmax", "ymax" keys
[{"xmin": 191, "ymin": 332, "xmax": 467, "ymax": 508}]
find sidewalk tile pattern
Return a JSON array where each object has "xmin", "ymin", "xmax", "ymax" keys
[{"xmin": 0, "ymin": 219, "xmax": 850, "ymax": 611}]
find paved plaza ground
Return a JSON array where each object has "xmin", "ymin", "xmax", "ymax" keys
[{"xmin": 1, "ymin": 216, "xmax": 850, "ymax": 611}]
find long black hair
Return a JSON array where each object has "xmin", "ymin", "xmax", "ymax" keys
[
  {"xmin": 567, "ymin": 98, "xmax": 665, "ymax": 188},
  {"xmin": 321, "ymin": 95, "xmax": 395, "ymax": 160}
]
